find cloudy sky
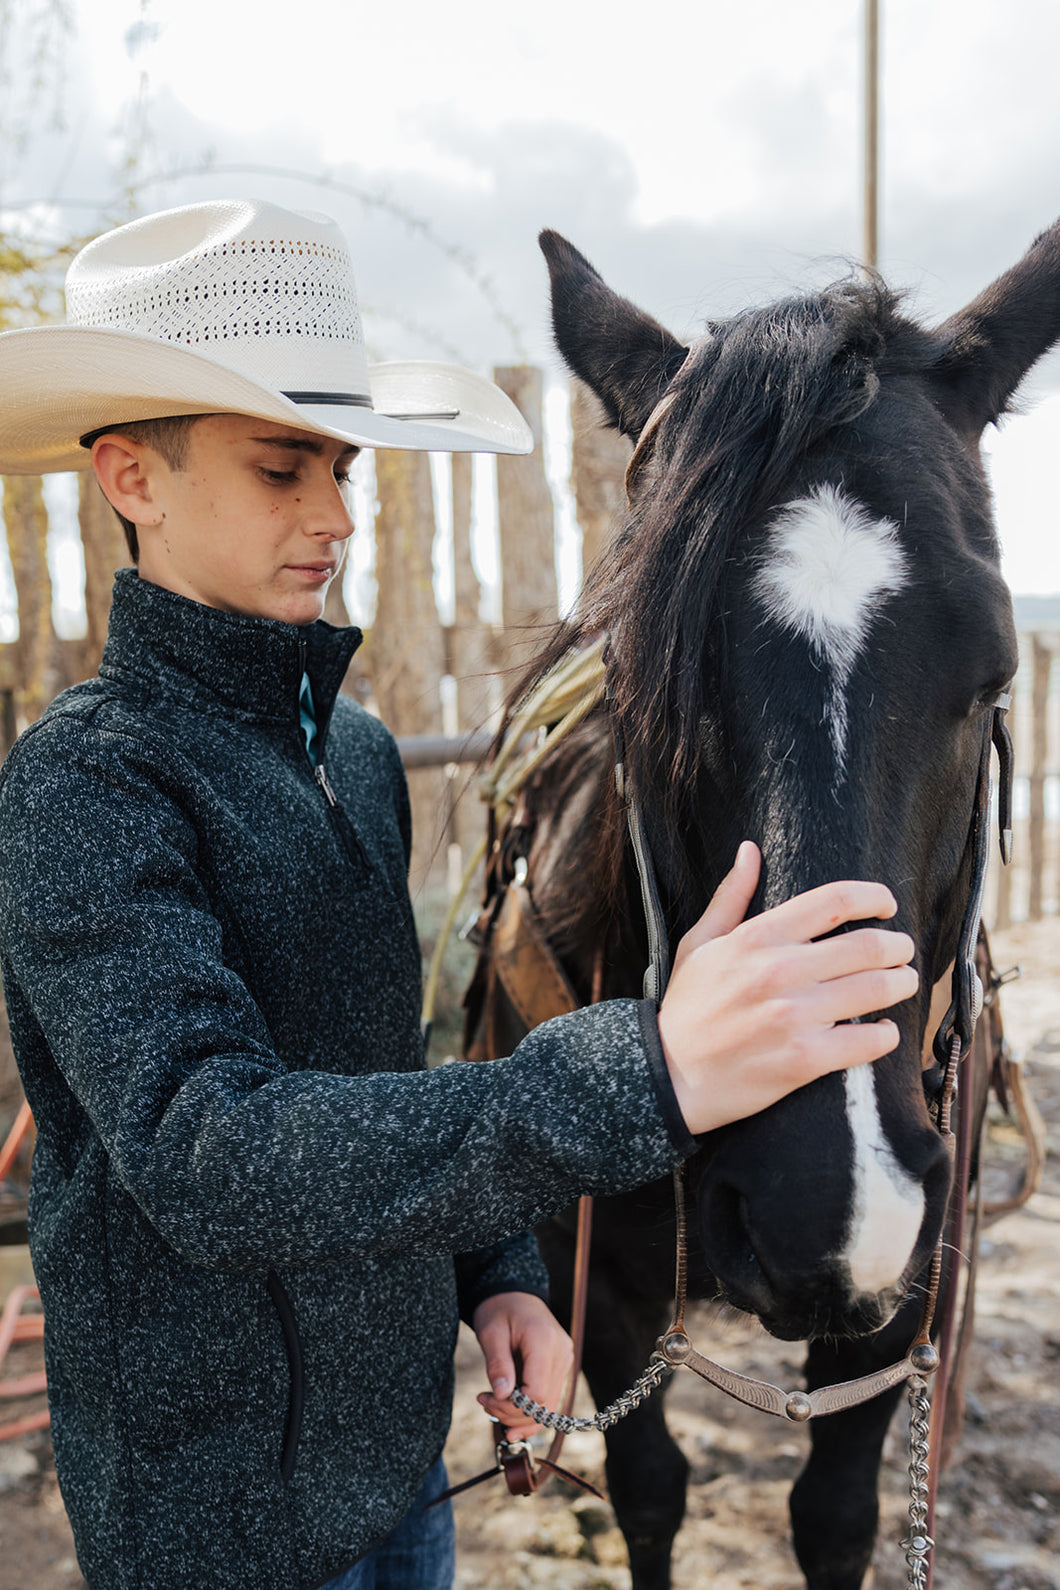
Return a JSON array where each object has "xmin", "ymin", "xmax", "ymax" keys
[{"xmin": 4, "ymin": 0, "xmax": 1060, "ymax": 594}]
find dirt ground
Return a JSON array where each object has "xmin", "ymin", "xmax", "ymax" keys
[{"xmin": 1, "ymin": 918, "xmax": 1058, "ymax": 1590}]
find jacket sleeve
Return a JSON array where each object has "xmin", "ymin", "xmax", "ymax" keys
[
  {"xmin": 0, "ymin": 717, "xmax": 692, "ymax": 1275},
  {"xmin": 454, "ymin": 1233, "xmax": 550, "ymax": 1324}
]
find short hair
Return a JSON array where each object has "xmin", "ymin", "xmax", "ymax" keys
[{"xmin": 94, "ymin": 415, "xmax": 202, "ymax": 561}]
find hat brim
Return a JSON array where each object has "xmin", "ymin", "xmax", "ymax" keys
[{"xmin": 0, "ymin": 325, "xmax": 534, "ymax": 473}]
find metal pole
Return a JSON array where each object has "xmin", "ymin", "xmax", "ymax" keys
[
  {"xmin": 864, "ymin": 0, "xmax": 879, "ymax": 270},
  {"xmin": 396, "ymin": 730, "xmax": 494, "ymax": 769}
]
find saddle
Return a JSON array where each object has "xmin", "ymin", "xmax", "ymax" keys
[{"xmin": 462, "ymin": 796, "xmax": 581, "ymax": 1064}]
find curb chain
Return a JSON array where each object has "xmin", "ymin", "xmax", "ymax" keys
[
  {"xmin": 510, "ymin": 1357, "xmax": 672, "ymax": 1433},
  {"xmin": 514, "ymin": 1358, "xmax": 937, "ymax": 1590}
]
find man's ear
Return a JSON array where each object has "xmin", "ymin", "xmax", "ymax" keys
[{"xmin": 90, "ymin": 436, "xmax": 165, "ymax": 527}]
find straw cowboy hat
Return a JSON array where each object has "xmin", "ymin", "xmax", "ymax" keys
[{"xmin": 0, "ymin": 198, "xmax": 534, "ymax": 473}]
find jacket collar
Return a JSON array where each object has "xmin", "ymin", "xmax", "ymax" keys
[{"xmin": 99, "ymin": 569, "xmax": 363, "ymax": 736}]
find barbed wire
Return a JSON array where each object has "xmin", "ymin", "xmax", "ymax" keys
[
  {"xmin": 138, "ymin": 160, "xmax": 530, "ymax": 362},
  {"xmin": 2, "ymin": 158, "xmax": 531, "ymax": 362}
]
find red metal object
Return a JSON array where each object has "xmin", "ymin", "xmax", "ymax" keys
[
  {"xmin": 0, "ymin": 1281, "xmax": 49, "ymax": 1440},
  {"xmin": 0, "ymin": 1099, "xmax": 32, "ymax": 1185}
]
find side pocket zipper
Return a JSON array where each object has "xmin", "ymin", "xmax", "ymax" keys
[{"xmin": 267, "ymin": 1272, "xmax": 305, "ymax": 1484}]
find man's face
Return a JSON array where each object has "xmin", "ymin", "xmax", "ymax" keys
[{"xmin": 130, "ymin": 414, "xmax": 359, "ymax": 625}]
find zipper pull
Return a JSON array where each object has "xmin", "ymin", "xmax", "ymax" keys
[{"xmin": 314, "ymin": 764, "xmax": 338, "ymax": 807}]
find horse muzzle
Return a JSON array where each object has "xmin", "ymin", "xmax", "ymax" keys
[{"xmin": 693, "ymin": 1073, "xmax": 953, "ymax": 1341}]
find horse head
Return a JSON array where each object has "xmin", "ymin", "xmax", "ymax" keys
[{"xmin": 539, "ymin": 223, "xmax": 1060, "ymax": 1341}]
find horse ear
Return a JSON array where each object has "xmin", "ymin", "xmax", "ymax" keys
[
  {"xmin": 933, "ymin": 218, "xmax": 1060, "ymax": 435},
  {"xmin": 539, "ymin": 231, "xmax": 688, "ymax": 439}
]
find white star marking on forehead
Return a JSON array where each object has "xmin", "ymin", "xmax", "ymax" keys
[{"xmin": 752, "ymin": 484, "xmax": 909, "ymax": 772}]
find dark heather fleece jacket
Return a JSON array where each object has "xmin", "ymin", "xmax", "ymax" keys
[{"xmin": 0, "ymin": 570, "xmax": 694, "ymax": 1590}]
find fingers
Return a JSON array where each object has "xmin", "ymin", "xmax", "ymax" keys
[
  {"xmin": 472, "ymin": 1294, "xmax": 574, "ymax": 1443},
  {"xmin": 753, "ymin": 928, "xmax": 915, "ymax": 1010},
  {"xmin": 657, "ymin": 851, "xmax": 922, "ymax": 1136},
  {"xmin": 804, "ymin": 927, "xmax": 915, "ymax": 980},
  {"xmin": 736, "ymin": 877, "xmax": 899, "ymax": 949},
  {"xmin": 675, "ymin": 849, "xmax": 901, "ymax": 976},
  {"xmin": 674, "ymin": 841, "xmax": 761, "ymax": 966},
  {"xmin": 792, "ymin": 1016, "xmax": 903, "ymax": 1077},
  {"xmin": 813, "ymin": 963, "xmax": 920, "ymax": 1026},
  {"xmin": 476, "ymin": 1318, "xmax": 516, "ymax": 1404},
  {"xmin": 665, "ymin": 1009, "xmax": 906, "ymax": 1138}
]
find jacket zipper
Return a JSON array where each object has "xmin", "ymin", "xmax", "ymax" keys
[
  {"xmin": 316, "ymin": 766, "xmax": 370, "ymax": 874},
  {"xmin": 298, "ymin": 644, "xmax": 370, "ymax": 874},
  {"xmin": 314, "ymin": 763, "xmax": 339, "ymax": 807}
]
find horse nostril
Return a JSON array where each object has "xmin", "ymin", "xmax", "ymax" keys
[
  {"xmin": 697, "ymin": 1178, "xmax": 776, "ymax": 1316},
  {"xmin": 737, "ymin": 1193, "xmax": 760, "ymax": 1270}
]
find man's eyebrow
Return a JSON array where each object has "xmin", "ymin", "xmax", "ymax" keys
[{"xmin": 250, "ymin": 435, "xmax": 359, "ymax": 459}]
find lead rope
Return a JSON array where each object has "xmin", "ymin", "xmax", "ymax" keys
[
  {"xmin": 904, "ymin": 1373, "xmax": 935, "ymax": 1589},
  {"xmin": 901, "ymin": 1028, "xmax": 960, "ymax": 1590}
]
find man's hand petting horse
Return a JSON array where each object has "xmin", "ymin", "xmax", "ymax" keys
[{"xmin": 659, "ymin": 841, "xmax": 917, "ymax": 1136}]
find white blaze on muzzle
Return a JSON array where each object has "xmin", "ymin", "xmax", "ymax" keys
[{"xmin": 841, "ymin": 1063, "xmax": 925, "ymax": 1295}]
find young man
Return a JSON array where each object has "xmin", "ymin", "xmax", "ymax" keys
[{"xmin": 0, "ymin": 200, "xmax": 916, "ymax": 1590}]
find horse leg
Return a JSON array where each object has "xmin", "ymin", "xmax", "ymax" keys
[
  {"xmin": 789, "ymin": 1295, "xmax": 927, "ymax": 1590},
  {"xmin": 789, "ymin": 1363, "xmax": 903, "ymax": 1589},
  {"xmin": 537, "ymin": 1218, "xmax": 687, "ymax": 1590}
]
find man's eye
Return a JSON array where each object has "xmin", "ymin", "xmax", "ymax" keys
[{"xmin": 261, "ymin": 468, "xmax": 298, "ymax": 485}]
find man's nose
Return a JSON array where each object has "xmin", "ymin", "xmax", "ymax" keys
[{"xmin": 304, "ymin": 479, "xmax": 356, "ymax": 539}]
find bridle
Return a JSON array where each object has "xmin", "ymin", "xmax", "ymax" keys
[
  {"xmin": 512, "ymin": 683, "xmax": 1014, "ymax": 1590},
  {"xmin": 611, "ymin": 683, "xmax": 1013, "ymax": 1401}
]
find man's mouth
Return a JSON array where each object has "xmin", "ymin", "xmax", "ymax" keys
[{"xmin": 287, "ymin": 562, "xmax": 335, "ymax": 579}]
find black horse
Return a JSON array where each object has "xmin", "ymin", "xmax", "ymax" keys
[{"xmin": 465, "ymin": 220, "xmax": 1060, "ymax": 1590}]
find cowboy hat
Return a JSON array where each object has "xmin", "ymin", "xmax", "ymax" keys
[{"xmin": 0, "ymin": 198, "xmax": 533, "ymax": 473}]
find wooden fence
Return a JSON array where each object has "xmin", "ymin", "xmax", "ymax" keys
[
  {"xmin": 988, "ymin": 633, "xmax": 1060, "ymax": 930},
  {"xmin": 0, "ymin": 370, "xmax": 1056, "ymax": 928}
]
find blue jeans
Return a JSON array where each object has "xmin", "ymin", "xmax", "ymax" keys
[{"xmin": 321, "ymin": 1456, "xmax": 455, "ymax": 1590}]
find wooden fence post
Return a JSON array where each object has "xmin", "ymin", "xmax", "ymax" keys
[
  {"xmin": 570, "ymin": 376, "xmax": 631, "ymax": 578},
  {"xmin": 2, "ymin": 476, "xmax": 60, "ymax": 727},
  {"xmin": 79, "ymin": 473, "xmax": 127, "ymax": 680},
  {"xmin": 371, "ymin": 449, "xmax": 447, "ymax": 898},
  {"xmin": 450, "ymin": 454, "xmax": 494, "ymax": 732},
  {"xmin": 1028, "ymin": 635, "xmax": 1050, "ymax": 922},
  {"xmin": 493, "ymin": 366, "xmax": 557, "ymax": 676},
  {"xmin": 449, "ymin": 452, "xmax": 494, "ymax": 862}
]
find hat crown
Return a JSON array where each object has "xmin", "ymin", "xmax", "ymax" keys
[{"xmin": 64, "ymin": 199, "xmax": 372, "ymax": 399}]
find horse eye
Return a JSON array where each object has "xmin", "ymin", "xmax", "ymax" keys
[{"xmin": 973, "ymin": 674, "xmax": 1014, "ymax": 714}]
